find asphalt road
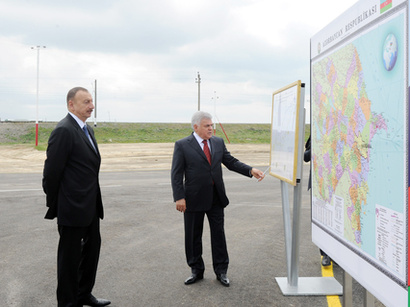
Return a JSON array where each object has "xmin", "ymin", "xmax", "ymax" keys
[{"xmin": 0, "ymin": 166, "xmax": 384, "ymax": 306}]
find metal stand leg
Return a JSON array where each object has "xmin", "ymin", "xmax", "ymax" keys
[
  {"xmin": 343, "ymin": 270, "xmax": 353, "ymax": 307},
  {"xmin": 364, "ymin": 290, "xmax": 375, "ymax": 307},
  {"xmin": 275, "ymin": 181, "xmax": 342, "ymax": 296},
  {"xmin": 280, "ymin": 181, "xmax": 292, "ymax": 282},
  {"xmin": 290, "ymin": 180, "xmax": 302, "ymax": 286}
]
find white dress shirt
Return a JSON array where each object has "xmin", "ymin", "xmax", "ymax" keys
[{"xmin": 193, "ymin": 132, "xmax": 211, "ymax": 153}]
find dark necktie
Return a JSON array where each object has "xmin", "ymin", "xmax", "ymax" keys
[
  {"xmin": 202, "ymin": 140, "xmax": 211, "ymax": 165},
  {"xmin": 83, "ymin": 125, "xmax": 96, "ymax": 152}
]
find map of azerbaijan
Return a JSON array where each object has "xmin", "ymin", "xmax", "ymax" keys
[
  {"xmin": 312, "ymin": 43, "xmax": 388, "ymax": 248},
  {"xmin": 311, "ymin": 9, "xmax": 406, "ymax": 286}
]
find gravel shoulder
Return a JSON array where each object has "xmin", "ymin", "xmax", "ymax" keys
[{"xmin": 0, "ymin": 143, "xmax": 270, "ymax": 173}]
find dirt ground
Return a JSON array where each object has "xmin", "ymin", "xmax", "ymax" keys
[{"xmin": 0, "ymin": 143, "xmax": 271, "ymax": 173}]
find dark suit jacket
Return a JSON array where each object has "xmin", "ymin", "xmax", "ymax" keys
[
  {"xmin": 171, "ymin": 134, "xmax": 252, "ymax": 212},
  {"xmin": 42, "ymin": 114, "xmax": 103, "ymax": 227}
]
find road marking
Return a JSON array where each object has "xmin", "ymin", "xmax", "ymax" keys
[
  {"xmin": 0, "ymin": 188, "xmax": 42, "ymax": 193},
  {"xmin": 321, "ymin": 257, "xmax": 342, "ymax": 307},
  {"xmin": 232, "ymin": 203, "xmax": 281, "ymax": 208},
  {"xmin": 0, "ymin": 185, "xmax": 122, "ymax": 193}
]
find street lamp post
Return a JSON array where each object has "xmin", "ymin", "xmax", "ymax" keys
[{"xmin": 31, "ymin": 45, "xmax": 46, "ymax": 146}]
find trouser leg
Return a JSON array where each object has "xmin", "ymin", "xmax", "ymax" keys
[
  {"xmin": 57, "ymin": 216, "xmax": 101, "ymax": 306},
  {"xmin": 78, "ymin": 216, "xmax": 101, "ymax": 300},
  {"xmin": 184, "ymin": 211, "xmax": 205, "ymax": 274},
  {"xmin": 57, "ymin": 225, "xmax": 83, "ymax": 307},
  {"xmin": 206, "ymin": 204, "xmax": 229, "ymax": 275}
]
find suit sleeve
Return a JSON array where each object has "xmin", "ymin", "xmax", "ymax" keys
[
  {"xmin": 171, "ymin": 141, "xmax": 186, "ymax": 202},
  {"xmin": 221, "ymin": 140, "xmax": 252, "ymax": 177},
  {"xmin": 42, "ymin": 126, "xmax": 72, "ymax": 216}
]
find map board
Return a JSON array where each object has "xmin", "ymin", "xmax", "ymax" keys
[
  {"xmin": 310, "ymin": 0, "xmax": 408, "ymax": 306},
  {"xmin": 269, "ymin": 81, "xmax": 303, "ymax": 186}
]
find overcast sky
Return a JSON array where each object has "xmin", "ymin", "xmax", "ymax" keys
[{"xmin": 0, "ymin": 0, "xmax": 357, "ymax": 123}]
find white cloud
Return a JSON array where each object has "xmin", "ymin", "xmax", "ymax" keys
[{"xmin": 0, "ymin": 0, "xmax": 358, "ymax": 123}]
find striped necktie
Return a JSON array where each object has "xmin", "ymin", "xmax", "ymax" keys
[
  {"xmin": 202, "ymin": 140, "xmax": 211, "ymax": 165},
  {"xmin": 83, "ymin": 125, "xmax": 96, "ymax": 152}
]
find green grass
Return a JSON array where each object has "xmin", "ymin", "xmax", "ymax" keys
[{"xmin": 1, "ymin": 122, "xmax": 311, "ymax": 149}]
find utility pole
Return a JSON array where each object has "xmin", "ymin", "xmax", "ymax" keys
[
  {"xmin": 212, "ymin": 91, "xmax": 218, "ymax": 133},
  {"xmin": 195, "ymin": 72, "xmax": 201, "ymax": 110},
  {"xmin": 31, "ymin": 45, "xmax": 46, "ymax": 146}
]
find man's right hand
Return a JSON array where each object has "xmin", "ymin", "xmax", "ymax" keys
[{"xmin": 176, "ymin": 199, "xmax": 186, "ymax": 213}]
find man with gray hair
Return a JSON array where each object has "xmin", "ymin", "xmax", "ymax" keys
[{"xmin": 171, "ymin": 111, "xmax": 265, "ymax": 287}]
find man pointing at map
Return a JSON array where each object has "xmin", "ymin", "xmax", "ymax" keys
[{"xmin": 171, "ymin": 111, "xmax": 265, "ymax": 287}]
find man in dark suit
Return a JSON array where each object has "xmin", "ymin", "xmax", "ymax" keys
[
  {"xmin": 171, "ymin": 111, "xmax": 265, "ymax": 287},
  {"xmin": 43, "ymin": 87, "xmax": 110, "ymax": 307}
]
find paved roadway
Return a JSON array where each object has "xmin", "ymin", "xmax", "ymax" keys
[{"xmin": 0, "ymin": 166, "xmax": 384, "ymax": 306}]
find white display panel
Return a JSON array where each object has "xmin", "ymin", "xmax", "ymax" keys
[
  {"xmin": 270, "ymin": 81, "xmax": 303, "ymax": 186},
  {"xmin": 310, "ymin": 1, "xmax": 408, "ymax": 306}
]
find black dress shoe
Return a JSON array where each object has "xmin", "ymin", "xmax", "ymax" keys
[
  {"xmin": 322, "ymin": 254, "xmax": 331, "ymax": 266},
  {"xmin": 79, "ymin": 294, "xmax": 111, "ymax": 306},
  {"xmin": 216, "ymin": 273, "xmax": 230, "ymax": 287},
  {"xmin": 184, "ymin": 273, "xmax": 203, "ymax": 285}
]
